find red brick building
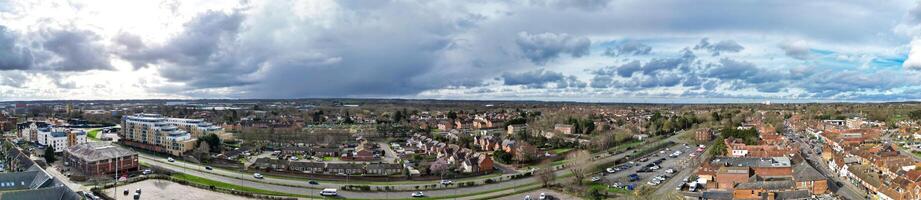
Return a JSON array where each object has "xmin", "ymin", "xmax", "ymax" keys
[
  {"xmin": 64, "ymin": 142, "xmax": 138, "ymax": 177},
  {"xmin": 696, "ymin": 128, "xmax": 713, "ymax": 142}
]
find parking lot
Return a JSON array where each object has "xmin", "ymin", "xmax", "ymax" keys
[
  {"xmin": 496, "ymin": 189, "xmax": 578, "ymax": 200},
  {"xmin": 104, "ymin": 180, "xmax": 253, "ymax": 200},
  {"xmin": 592, "ymin": 142, "xmax": 703, "ymax": 192}
]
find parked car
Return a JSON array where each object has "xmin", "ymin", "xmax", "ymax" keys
[
  {"xmin": 205, "ymin": 166, "xmax": 213, "ymax": 170},
  {"xmin": 123, "ymin": 189, "xmax": 129, "ymax": 195},
  {"xmin": 606, "ymin": 167, "xmax": 617, "ymax": 173},
  {"xmin": 539, "ymin": 192, "xmax": 549, "ymax": 200},
  {"xmin": 253, "ymin": 173, "xmax": 264, "ymax": 179},
  {"xmin": 591, "ymin": 176, "xmax": 602, "ymax": 182},
  {"xmin": 167, "ymin": 157, "xmax": 175, "ymax": 162},
  {"xmin": 440, "ymin": 180, "xmax": 453, "ymax": 185},
  {"xmin": 628, "ymin": 174, "xmax": 640, "ymax": 182}
]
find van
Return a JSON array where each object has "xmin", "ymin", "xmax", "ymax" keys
[{"xmin": 320, "ymin": 188, "xmax": 338, "ymax": 196}]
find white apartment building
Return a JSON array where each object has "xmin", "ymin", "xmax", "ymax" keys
[
  {"xmin": 122, "ymin": 113, "xmax": 198, "ymax": 156},
  {"xmin": 19, "ymin": 122, "xmax": 88, "ymax": 152}
]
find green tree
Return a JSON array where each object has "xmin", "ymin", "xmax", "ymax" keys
[
  {"xmin": 44, "ymin": 147, "xmax": 56, "ymax": 163},
  {"xmin": 198, "ymin": 134, "xmax": 222, "ymax": 153}
]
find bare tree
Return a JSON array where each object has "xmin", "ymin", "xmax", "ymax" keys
[
  {"xmin": 536, "ymin": 160, "xmax": 556, "ymax": 188},
  {"xmin": 514, "ymin": 142, "xmax": 538, "ymax": 163},
  {"xmin": 567, "ymin": 150, "xmax": 592, "ymax": 186}
]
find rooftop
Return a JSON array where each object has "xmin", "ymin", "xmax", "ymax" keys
[{"xmin": 65, "ymin": 142, "xmax": 137, "ymax": 162}]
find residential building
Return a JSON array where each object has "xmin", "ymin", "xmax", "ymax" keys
[
  {"xmin": 120, "ymin": 113, "xmax": 198, "ymax": 156},
  {"xmin": 64, "ymin": 142, "xmax": 138, "ymax": 177}
]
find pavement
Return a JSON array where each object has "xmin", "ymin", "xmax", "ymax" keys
[{"xmin": 104, "ymin": 179, "xmax": 253, "ymax": 200}]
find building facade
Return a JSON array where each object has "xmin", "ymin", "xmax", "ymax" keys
[
  {"xmin": 121, "ymin": 114, "xmax": 198, "ymax": 156},
  {"xmin": 64, "ymin": 142, "xmax": 138, "ymax": 177}
]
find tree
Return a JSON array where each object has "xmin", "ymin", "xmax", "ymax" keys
[
  {"xmin": 43, "ymin": 147, "xmax": 56, "ymax": 163},
  {"xmin": 198, "ymin": 134, "xmax": 222, "ymax": 153},
  {"xmin": 535, "ymin": 160, "xmax": 556, "ymax": 188},
  {"xmin": 567, "ymin": 150, "xmax": 592, "ymax": 186},
  {"xmin": 493, "ymin": 150, "xmax": 512, "ymax": 164},
  {"xmin": 514, "ymin": 142, "xmax": 538, "ymax": 163}
]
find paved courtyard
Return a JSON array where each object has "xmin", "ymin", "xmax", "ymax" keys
[{"xmin": 103, "ymin": 180, "xmax": 255, "ymax": 200}]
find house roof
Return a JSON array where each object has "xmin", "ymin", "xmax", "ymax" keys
[
  {"xmin": 792, "ymin": 162, "xmax": 825, "ymax": 181},
  {"xmin": 65, "ymin": 142, "xmax": 136, "ymax": 162},
  {"xmin": 773, "ymin": 190, "xmax": 812, "ymax": 200},
  {"xmin": 734, "ymin": 180, "xmax": 794, "ymax": 190},
  {"xmin": 0, "ymin": 185, "xmax": 81, "ymax": 200}
]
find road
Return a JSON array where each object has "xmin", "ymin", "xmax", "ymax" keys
[{"xmin": 136, "ymin": 133, "xmax": 687, "ymax": 199}]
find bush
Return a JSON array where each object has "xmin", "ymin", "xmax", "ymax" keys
[{"xmin": 485, "ymin": 179, "xmax": 495, "ymax": 184}]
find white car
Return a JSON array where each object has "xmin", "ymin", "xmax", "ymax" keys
[
  {"xmin": 606, "ymin": 167, "xmax": 617, "ymax": 173},
  {"xmin": 590, "ymin": 176, "xmax": 602, "ymax": 182},
  {"xmin": 253, "ymin": 173, "xmax": 264, "ymax": 179},
  {"xmin": 166, "ymin": 157, "xmax": 175, "ymax": 162},
  {"xmin": 320, "ymin": 188, "xmax": 338, "ymax": 196},
  {"xmin": 440, "ymin": 180, "xmax": 453, "ymax": 185},
  {"xmin": 647, "ymin": 181, "xmax": 658, "ymax": 186},
  {"xmin": 539, "ymin": 192, "xmax": 548, "ymax": 200},
  {"xmin": 411, "ymin": 192, "xmax": 425, "ymax": 197}
]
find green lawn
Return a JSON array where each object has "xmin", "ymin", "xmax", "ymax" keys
[
  {"xmin": 323, "ymin": 156, "xmax": 336, "ymax": 161},
  {"xmin": 87, "ymin": 129, "xmax": 101, "ymax": 140},
  {"xmin": 551, "ymin": 148, "xmax": 573, "ymax": 154}
]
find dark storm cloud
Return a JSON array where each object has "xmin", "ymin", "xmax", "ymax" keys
[
  {"xmin": 115, "ymin": 10, "xmax": 253, "ymax": 88},
  {"xmin": 501, "ymin": 69, "xmax": 585, "ymax": 88},
  {"xmin": 603, "ymin": 40, "xmax": 652, "ymax": 57},
  {"xmin": 693, "ymin": 38, "xmax": 744, "ymax": 56},
  {"xmin": 515, "ymin": 32, "xmax": 591, "ymax": 65},
  {"xmin": 39, "ymin": 29, "xmax": 113, "ymax": 71},
  {"xmin": 0, "ymin": 26, "xmax": 32, "ymax": 70},
  {"xmin": 593, "ymin": 49, "xmax": 695, "ymax": 78},
  {"xmin": 0, "ymin": 26, "xmax": 111, "ymax": 71}
]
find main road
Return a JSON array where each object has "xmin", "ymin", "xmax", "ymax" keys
[{"xmin": 134, "ymin": 133, "xmax": 686, "ymax": 199}]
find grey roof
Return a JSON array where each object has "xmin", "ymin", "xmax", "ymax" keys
[
  {"xmin": 735, "ymin": 180, "xmax": 794, "ymax": 190},
  {"xmin": 701, "ymin": 191, "xmax": 733, "ymax": 200},
  {"xmin": 774, "ymin": 190, "xmax": 813, "ymax": 200},
  {"xmin": 65, "ymin": 142, "xmax": 137, "ymax": 162},
  {"xmin": 793, "ymin": 162, "xmax": 826, "ymax": 181},
  {"xmin": 50, "ymin": 131, "xmax": 67, "ymax": 138},
  {"xmin": 0, "ymin": 169, "xmax": 52, "ymax": 191},
  {"xmin": 710, "ymin": 157, "xmax": 791, "ymax": 168},
  {"xmin": 0, "ymin": 185, "xmax": 81, "ymax": 200}
]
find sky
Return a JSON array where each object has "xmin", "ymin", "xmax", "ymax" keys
[{"xmin": 2, "ymin": 0, "xmax": 921, "ymax": 103}]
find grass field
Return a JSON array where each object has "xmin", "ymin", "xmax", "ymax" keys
[
  {"xmin": 170, "ymin": 173, "xmax": 313, "ymax": 198},
  {"xmin": 87, "ymin": 129, "xmax": 101, "ymax": 140}
]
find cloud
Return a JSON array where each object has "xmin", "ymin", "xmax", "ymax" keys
[
  {"xmin": 0, "ymin": 26, "xmax": 111, "ymax": 71},
  {"xmin": 116, "ymin": 10, "xmax": 253, "ymax": 88},
  {"xmin": 603, "ymin": 40, "xmax": 652, "ymax": 57},
  {"xmin": 904, "ymin": 40, "xmax": 921, "ymax": 71},
  {"xmin": 693, "ymin": 38, "xmax": 744, "ymax": 56},
  {"xmin": 515, "ymin": 31, "xmax": 591, "ymax": 65},
  {"xmin": 0, "ymin": 26, "xmax": 32, "ymax": 70},
  {"xmin": 532, "ymin": 0, "xmax": 613, "ymax": 11},
  {"xmin": 501, "ymin": 69, "xmax": 585, "ymax": 88},
  {"xmin": 779, "ymin": 40, "xmax": 812, "ymax": 60},
  {"xmin": 38, "ymin": 29, "xmax": 113, "ymax": 71}
]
